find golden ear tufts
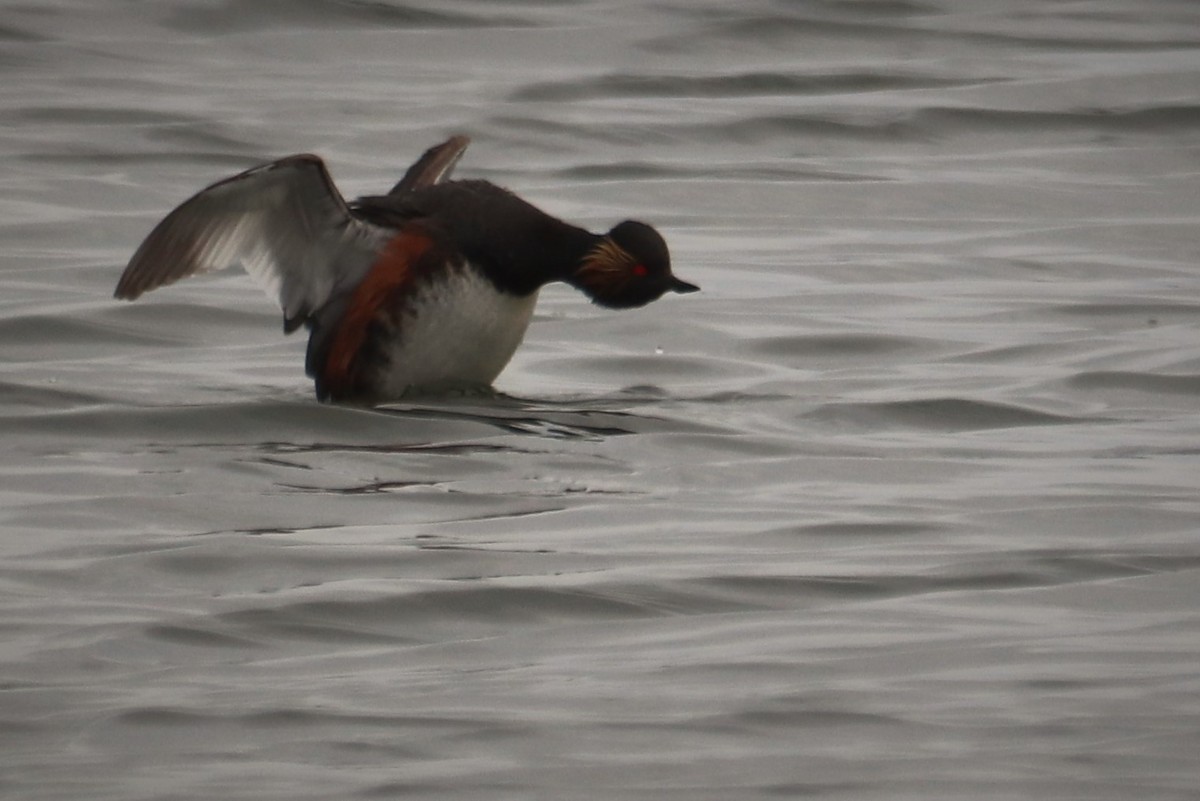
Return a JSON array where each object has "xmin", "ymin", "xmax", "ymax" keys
[{"xmin": 578, "ymin": 238, "xmax": 635, "ymax": 285}]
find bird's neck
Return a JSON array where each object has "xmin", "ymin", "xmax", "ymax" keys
[{"xmin": 478, "ymin": 221, "xmax": 601, "ymax": 297}]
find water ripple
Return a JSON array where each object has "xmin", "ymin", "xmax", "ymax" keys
[
  {"xmin": 162, "ymin": 0, "xmax": 535, "ymax": 33},
  {"xmin": 805, "ymin": 397, "xmax": 1086, "ymax": 431}
]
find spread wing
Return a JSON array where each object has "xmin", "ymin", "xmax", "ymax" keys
[
  {"xmin": 114, "ymin": 154, "xmax": 381, "ymax": 330},
  {"xmin": 388, "ymin": 134, "xmax": 470, "ymax": 195}
]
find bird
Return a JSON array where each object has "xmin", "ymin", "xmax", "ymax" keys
[{"xmin": 114, "ymin": 135, "xmax": 699, "ymax": 404}]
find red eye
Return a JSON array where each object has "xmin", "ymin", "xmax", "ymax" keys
[{"xmin": 632, "ymin": 264, "xmax": 648, "ymax": 277}]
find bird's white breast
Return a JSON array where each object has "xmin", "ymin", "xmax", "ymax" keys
[{"xmin": 371, "ymin": 264, "xmax": 538, "ymax": 398}]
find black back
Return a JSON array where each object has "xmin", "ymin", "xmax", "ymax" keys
[{"xmin": 350, "ymin": 180, "xmax": 599, "ymax": 296}]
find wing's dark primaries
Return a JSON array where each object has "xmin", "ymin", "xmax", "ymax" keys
[{"xmin": 388, "ymin": 135, "xmax": 470, "ymax": 196}]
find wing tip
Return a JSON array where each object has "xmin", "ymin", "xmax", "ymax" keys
[
  {"xmin": 390, "ymin": 135, "xmax": 472, "ymax": 195},
  {"xmin": 113, "ymin": 260, "xmax": 150, "ymax": 300}
]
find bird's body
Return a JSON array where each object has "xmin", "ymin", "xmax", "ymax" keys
[
  {"xmin": 115, "ymin": 136, "xmax": 698, "ymax": 404},
  {"xmin": 338, "ymin": 257, "xmax": 539, "ymax": 400}
]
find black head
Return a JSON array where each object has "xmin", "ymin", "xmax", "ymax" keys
[{"xmin": 570, "ymin": 220, "xmax": 699, "ymax": 309}]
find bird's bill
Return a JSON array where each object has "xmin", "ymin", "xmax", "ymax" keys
[{"xmin": 669, "ymin": 276, "xmax": 700, "ymax": 294}]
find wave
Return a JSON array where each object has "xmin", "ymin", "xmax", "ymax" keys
[
  {"xmin": 129, "ymin": 545, "xmax": 1200, "ymax": 656},
  {"xmin": 511, "ymin": 70, "xmax": 993, "ymax": 102},
  {"xmin": 650, "ymin": 5, "xmax": 1198, "ymax": 54},
  {"xmin": 1046, "ymin": 301, "xmax": 1200, "ymax": 320},
  {"xmin": 1069, "ymin": 371, "xmax": 1200, "ymax": 396},
  {"xmin": 744, "ymin": 333, "xmax": 930, "ymax": 363},
  {"xmin": 549, "ymin": 161, "xmax": 879, "ymax": 183},
  {"xmin": 161, "ymin": 0, "xmax": 536, "ymax": 34},
  {"xmin": 912, "ymin": 104, "xmax": 1200, "ymax": 135},
  {"xmin": 805, "ymin": 397, "xmax": 1086, "ymax": 431}
]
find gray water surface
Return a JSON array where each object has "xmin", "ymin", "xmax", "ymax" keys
[{"xmin": 2, "ymin": 1, "xmax": 1199, "ymax": 799}]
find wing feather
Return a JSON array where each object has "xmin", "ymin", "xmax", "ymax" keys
[
  {"xmin": 388, "ymin": 135, "xmax": 470, "ymax": 195},
  {"xmin": 114, "ymin": 154, "xmax": 381, "ymax": 328},
  {"xmin": 115, "ymin": 136, "xmax": 471, "ymax": 333}
]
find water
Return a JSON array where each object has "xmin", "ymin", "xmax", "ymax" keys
[{"xmin": 2, "ymin": 1, "xmax": 1199, "ymax": 799}]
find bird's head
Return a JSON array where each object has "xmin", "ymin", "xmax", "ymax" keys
[{"xmin": 570, "ymin": 220, "xmax": 699, "ymax": 309}]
